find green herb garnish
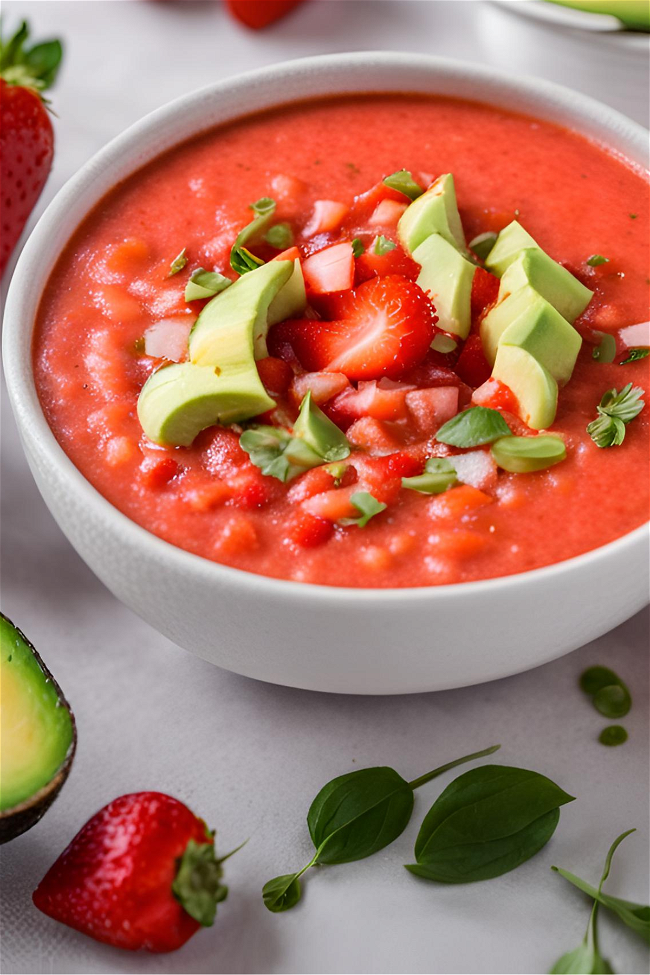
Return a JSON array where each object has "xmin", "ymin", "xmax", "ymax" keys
[
  {"xmin": 351, "ymin": 237, "xmax": 365, "ymax": 258},
  {"xmin": 239, "ymin": 426, "xmax": 302, "ymax": 483},
  {"xmin": 230, "ymin": 247, "xmax": 265, "ymax": 276},
  {"xmin": 265, "ymin": 222, "xmax": 294, "ymax": 249},
  {"xmin": 620, "ymin": 348, "xmax": 649, "ymax": 364},
  {"xmin": 592, "ymin": 333, "xmax": 617, "ymax": 363},
  {"xmin": 373, "ymin": 235, "xmax": 396, "ymax": 256},
  {"xmin": 293, "ymin": 391, "xmax": 351, "ymax": 463},
  {"xmin": 168, "ymin": 248, "xmax": 188, "ymax": 277},
  {"xmin": 383, "ymin": 169, "xmax": 423, "ymax": 201},
  {"xmin": 599, "ymin": 726, "xmax": 628, "ymax": 747},
  {"xmin": 469, "ymin": 231, "xmax": 498, "ymax": 261},
  {"xmin": 586, "ymin": 254, "xmax": 610, "ymax": 267},
  {"xmin": 262, "ymin": 744, "xmax": 500, "ymax": 913},
  {"xmin": 341, "ymin": 492, "xmax": 387, "ymax": 528},
  {"xmin": 551, "ymin": 830, "xmax": 643, "ymax": 972},
  {"xmin": 406, "ymin": 765, "xmax": 574, "ymax": 885},
  {"xmin": 402, "ymin": 458, "xmax": 457, "ymax": 495},
  {"xmin": 630, "ymin": 213, "xmax": 638, "ymax": 219},
  {"xmin": 436, "ymin": 406, "xmax": 512, "ymax": 448},
  {"xmin": 586, "ymin": 383, "xmax": 645, "ymax": 447},
  {"xmin": 184, "ymin": 268, "xmax": 232, "ymax": 301}
]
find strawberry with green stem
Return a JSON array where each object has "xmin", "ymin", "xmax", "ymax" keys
[{"xmin": 0, "ymin": 21, "xmax": 62, "ymax": 275}]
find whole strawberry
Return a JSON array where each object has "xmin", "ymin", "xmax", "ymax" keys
[
  {"xmin": 33, "ymin": 792, "xmax": 232, "ymax": 953},
  {"xmin": 0, "ymin": 21, "xmax": 62, "ymax": 275}
]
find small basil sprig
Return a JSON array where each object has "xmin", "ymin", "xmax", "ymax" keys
[
  {"xmin": 402, "ymin": 458, "xmax": 457, "ymax": 495},
  {"xmin": 340, "ymin": 492, "xmax": 386, "ymax": 528},
  {"xmin": 230, "ymin": 197, "xmax": 276, "ymax": 273},
  {"xmin": 351, "ymin": 238, "xmax": 365, "ymax": 258},
  {"xmin": 436, "ymin": 407, "xmax": 512, "ymax": 449},
  {"xmin": 263, "ymin": 744, "xmax": 500, "ymax": 913},
  {"xmin": 552, "ymin": 829, "xmax": 649, "ymax": 946},
  {"xmin": 580, "ymin": 667, "xmax": 632, "ymax": 720},
  {"xmin": 586, "ymin": 254, "xmax": 609, "ymax": 267},
  {"xmin": 587, "ymin": 383, "xmax": 645, "ymax": 448},
  {"xmin": 620, "ymin": 348, "xmax": 649, "ymax": 364},
  {"xmin": 231, "ymin": 247, "xmax": 265, "ymax": 276},
  {"xmin": 383, "ymin": 169, "xmax": 423, "ymax": 200},
  {"xmin": 168, "ymin": 248, "xmax": 188, "ymax": 277},
  {"xmin": 406, "ymin": 765, "xmax": 574, "ymax": 884},
  {"xmin": 373, "ymin": 235, "xmax": 396, "ymax": 256},
  {"xmin": 184, "ymin": 268, "xmax": 232, "ymax": 301},
  {"xmin": 550, "ymin": 830, "xmax": 639, "ymax": 973}
]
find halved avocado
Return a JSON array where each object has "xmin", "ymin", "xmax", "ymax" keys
[{"xmin": 0, "ymin": 614, "xmax": 76, "ymax": 843}]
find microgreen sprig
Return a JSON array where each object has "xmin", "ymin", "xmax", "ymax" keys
[{"xmin": 586, "ymin": 384, "xmax": 645, "ymax": 448}]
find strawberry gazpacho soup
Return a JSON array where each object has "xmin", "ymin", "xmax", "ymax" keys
[{"xmin": 34, "ymin": 96, "xmax": 649, "ymax": 587}]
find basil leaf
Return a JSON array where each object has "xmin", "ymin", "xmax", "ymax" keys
[
  {"xmin": 265, "ymin": 222, "xmax": 294, "ymax": 249},
  {"xmin": 184, "ymin": 268, "xmax": 232, "ymax": 301},
  {"xmin": 620, "ymin": 348, "xmax": 649, "ymax": 364},
  {"xmin": 351, "ymin": 238, "xmax": 365, "ymax": 258},
  {"xmin": 598, "ymin": 725, "xmax": 628, "ymax": 747},
  {"xmin": 550, "ymin": 942, "xmax": 613, "ymax": 974},
  {"xmin": 340, "ymin": 491, "xmax": 387, "ymax": 528},
  {"xmin": 262, "ymin": 872, "xmax": 305, "ymax": 913},
  {"xmin": 406, "ymin": 765, "xmax": 575, "ymax": 884},
  {"xmin": 402, "ymin": 458, "xmax": 457, "ymax": 495},
  {"xmin": 239, "ymin": 427, "xmax": 296, "ymax": 483},
  {"xmin": 587, "ymin": 254, "xmax": 609, "ymax": 267},
  {"xmin": 373, "ymin": 235, "xmax": 396, "ymax": 256},
  {"xmin": 383, "ymin": 169, "xmax": 423, "ymax": 200},
  {"xmin": 592, "ymin": 333, "xmax": 617, "ymax": 363},
  {"xmin": 436, "ymin": 407, "xmax": 512, "ymax": 448},
  {"xmin": 168, "ymin": 248, "xmax": 188, "ymax": 277},
  {"xmin": 230, "ymin": 247, "xmax": 265, "ymax": 276},
  {"xmin": 469, "ymin": 231, "xmax": 498, "ymax": 261}
]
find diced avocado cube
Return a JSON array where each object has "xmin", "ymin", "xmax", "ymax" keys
[
  {"xmin": 499, "ymin": 249, "xmax": 592, "ymax": 324},
  {"xmin": 492, "ymin": 345, "xmax": 558, "ymax": 430},
  {"xmin": 137, "ymin": 361, "xmax": 275, "ymax": 447},
  {"xmin": 481, "ymin": 284, "xmax": 581, "ymax": 385},
  {"xmin": 484, "ymin": 221, "xmax": 538, "ymax": 277},
  {"xmin": 189, "ymin": 258, "xmax": 294, "ymax": 366},
  {"xmin": 413, "ymin": 233, "xmax": 476, "ymax": 340},
  {"xmin": 268, "ymin": 257, "xmax": 307, "ymax": 327},
  {"xmin": 397, "ymin": 174, "xmax": 467, "ymax": 255}
]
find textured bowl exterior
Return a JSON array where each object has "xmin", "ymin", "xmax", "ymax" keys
[{"xmin": 4, "ymin": 53, "xmax": 649, "ymax": 694}]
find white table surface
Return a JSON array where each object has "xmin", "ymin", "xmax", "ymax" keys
[{"xmin": 1, "ymin": 2, "xmax": 648, "ymax": 973}]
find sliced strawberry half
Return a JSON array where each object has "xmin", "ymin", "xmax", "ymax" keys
[{"xmin": 285, "ymin": 275, "xmax": 437, "ymax": 381}]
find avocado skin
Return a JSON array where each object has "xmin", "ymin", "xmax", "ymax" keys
[{"xmin": 0, "ymin": 614, "xmax": 76, "ymax": 844}]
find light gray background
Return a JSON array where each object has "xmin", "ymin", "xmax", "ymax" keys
[{"xmin": 1, "ymin": 2, "xmax": 648, "ymax": 974}]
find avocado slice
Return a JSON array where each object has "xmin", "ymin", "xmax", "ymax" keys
[
  {"xmin": 0, "ymin": 614, "xmax": 76, "ymax": 843},
  {"xmin": 397, "ymin": 174, "xmax": 467, "ymax": 255},
  {"xmin": 481, "ymin": 284, "xmax": 582, "ymax": 384},
  {"xmin": 267, "ymin": 257, "xmax": 307, "ymax": 327},
  {"xmin": 492, "ymin": 345, "xmax": 558, "ymax": 430},
  {"xmin": 499, "ymin": 249, "xmax": 592, "ymax": 324},
  {"xmin": 137, "ymin": 361, "xmax": 275, "ymax": 447},
  {"xmin": 413, "ymin": 233, "xmax": 476, "ymax": 340},
  {"xmin": 190, "ymin": 259, "xmax": 295, "ymax": 365}
]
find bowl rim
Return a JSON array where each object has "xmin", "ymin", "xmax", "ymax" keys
[{"xmin": 3, "ymin": 50, "xmax": 649, "ymax": 604}]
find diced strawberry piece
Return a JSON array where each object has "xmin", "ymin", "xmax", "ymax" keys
[
  {"xmin": 302, "ymin": 242, "xmax": 355, "ymax": 294},
  {"xmin": 345, "ymin": 181, "xmax": 408, "ymax": 227},
  {"xmin": 471, "ymin": 266, "xmax": 500, "ymax": 326},
  {"xmin": 289, "ymin": 371, "xmax": 351, "ymax": 408},
  {"xmin": 256, "ymin": 355, "xmax": 293, "ymax": 396},
  {"xmin": 368, "ymin": 199, "xmax": 408, "ymax": 229},
  {"xmin": 350, "ymin": 454, "xmax": 402, "ymax": 505},
  {"xmin": 272, "ymin": 246, "xmax": 301, "ymax": 263},
  {"xmin": 184, "ymin": 479, "xmax": 232, "ymax": 512},
  {"xmin": 346, "ymin": 416, "xmax": 404, "ymax": 454},
  {"xmin": 383, "ymin": 451, "xmax": 423, "ymax": 479},
  {"xmin": 330, "ymin": 379, "xmax": 415, "ymax": 423},
  {"xmin": 400, "ymin": 351, "xmax": 462, "ymax": 388},
  {"xmin": 267, "ymin": 319, "xmax": 303, "ymax": 368},
  {"xmin": 429, "ymin": 484, "xmax": 493, "ymax": 520},
  {"xmin": 430, "ymin": 528, "xmax": 488, "ymax": 560},
  {"xmin": 303, "ymin": 200, "xmax": 349, "ymax": 237},
  {"xmin": 285, "ymin": 510, "xmax": 334, "ymax": 548},
  {"xmin": 230, "ymin": 466, "xmax": 277, "ymax": 508},
  {"xmin": 406, "ymin": 386, "xmax": 459, "ymax": 437},
  {"xmin": 303, "ymin": 485, "xmax": 359, "ymax": 522},
  {"xmin": 455, "ymin": 335, "xmax": 492, "ymax": 388},
  {"xmin": 451, "ymin": 450, "xmax": 498, "ymax": 492},
  {"xmin": 472, "ymin": 378, "xmax": 519, "ymax": 413},
  {"xmin": 286, "ymin": 276, "xmax": 436, "ymax": 381},
  {"xmin": 355, "ymin": 242, "xmax": 419, "ymax": 284},
  {"xmin": 287, "ymin": 466, "xmax": 337, "ymax": 504},
  {"xmin": 140, "ymin": 457, "xmax": 180, "ymax": 489},
  {"xmin": 198, "ymin": 428, "xmax": 248, "ymax": 477},
  {"xmin": 214, "ymin": 513, "xmax": 258, "ymax": 556}
]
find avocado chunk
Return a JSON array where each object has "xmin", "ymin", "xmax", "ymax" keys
[
  {"xmin": 499, "ymin": 249, "xmax": 592, "ymax": 324},
  {"xmin": 491, "ymin": 434, "xmax": 567, "ymax": 473},
  {"xmin": 292, "ymin": 391, "xmax": 351, "ymax": 462},
  {"xmin": 397, "ymin": 174, "xmax": 467, "ymax": 255},
  {"xmin": 137, "ymin": 361, "xmax": 275, "ymax": 447},
  {"xmin": 190, "ymin": 258, "xmax": 295, "ymax": 364},
  {"xmin": 413, "ymin": 233, "xmax": 476, "ymax": 340},
  {"xmin": 492, "ymin": 345, "xmax": 558, "ymax": 430},
  {"xmin": 268, "ymin": 257, "xmax": 307, "ymax": 327},
  {"xmin": 481, "ymin": 284, "xmax": 582, "ymax": 384},
  {"xmin": 484, "ymin": 221, "xmax": 538, "ymax": 276},
  {"xmin": 0, "ymin": 614, "xmax": 76, "ymax": 843}
]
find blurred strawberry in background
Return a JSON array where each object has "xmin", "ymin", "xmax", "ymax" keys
[
  {"xmin": 0, "ymin": 21, "xmax": 62, "ymax": 276},
  {"xmin": 226, "ymin": 0, "xmax": 307, "ymax": 29}
]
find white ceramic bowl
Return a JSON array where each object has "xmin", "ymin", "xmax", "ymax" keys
[{"xmin": 3, "ymin": 53, "xmax": 649, "ymax": 694}]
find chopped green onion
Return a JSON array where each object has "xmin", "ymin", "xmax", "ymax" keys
[
  {"xmin": 184, "ymin": 268, "xmax": 232, "ymax": 301},
  {"xmin": 265, "ymin": 223, "xmax": 294, "ymax": 249},
  {"xmin": 373, "ymin": 235, "xmax": 396, "ymax": 256},
  {"xmin": 231, "ymin": 197, "xmax": 277, "ymax": 272},
  {"xmin": 168, "ymin": 248, "xmax": 188, "ymax": 277},
  {"xmin": 586, "ymin": 254, "xmax": 609, "ymax": 267},
  {"xmin": 383, "ymin": 169, "xmax": 423, "ymax": 201},
  {"xmin": 230, "ymin": 247, "xmax": 265, "ymax": 276},
  {"xmin": 402, "ymin": 458, "xmax": 457, "ymax": 495},
  {"xmin": 340, "ymin": 491, "xmax": 387, "ymax": 528},
  {"xmin": 351, "ymin": 238, "xmax": 365, "ymax": 258},
  {"xmin": 592, "ymin": 333, "xmax": 617, "ymax": 363},
  {"xmin": 620, "ymin": 348, "xmax": 649, "ymax": 364}
]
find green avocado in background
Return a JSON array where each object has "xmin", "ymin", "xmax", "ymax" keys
[{"xmin": 546, "ymin": 0, "xmax": 650, "ymax": 30}]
